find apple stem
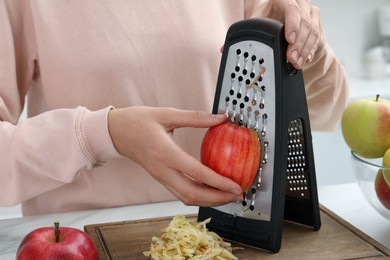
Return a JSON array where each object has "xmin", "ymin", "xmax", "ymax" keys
[
  {"xmin": 54, "ymin": 222, "xmax": 60, "ymax": 243},
  {"xmin": 376, "ymin": 94, "xmax": 380, "ymax": 102}
]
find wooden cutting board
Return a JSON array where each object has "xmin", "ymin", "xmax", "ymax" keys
[{"xmin": 84, "ymin": 205, "xmax": 390, "ymax": 259}]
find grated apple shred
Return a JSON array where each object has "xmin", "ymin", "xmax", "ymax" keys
[{"xmin": 143, "ymin": 215, "xmax": 241, "ymax": 259}]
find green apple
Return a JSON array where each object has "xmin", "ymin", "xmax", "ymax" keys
[
  {"xmin": 375, "ymin": 148, "xmax": 390, "ymax": 210},
  {"xmin": 341, "ymin": 95, "xmax": 390, "ymax": 158},
  {"xmin": 382, "ymin": 147, "xmax": 390, "ymax": 176}
]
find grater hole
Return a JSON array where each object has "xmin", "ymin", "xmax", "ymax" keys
[
  {"xmin": 240, "ymin": 103, "xmax": 245, "ymax": 109},
  {"xmin": 244, "ymin": 96, "xmax": 249, "ymax": 102},
  {"xmin": 251, "ymin": 55, "xmax": 256, "ymax": 61},
  {"xmin": 238, "ymin": 76, "xmax": 243, "ymax": 82},
  {"xmin": 235, "ymin": 66, "xmax": 240, "ymax": 72},
  {"xmin": 259, "ymin": 58, "xmax": 264, "ymax": 64},
  {"xmin": 244, "ymin": 52, "xmax": 249, "ymax": 58},
  {"xmin": 225, "ymin": 96, "xmax": 230, "ymax": 102},
  {"xmin": 236, "ymin": 49, "xmax": 241, "ymax": 55},
  {"xmin": 237, "ymin": 93, "xmax": 242, "ymax": 99},
  {"xmin": 245, "ymin": 79, "xmax": 251, "ymax": 85},
  {"xmin": 229, "ymin": 89, "xmax": 234, "ymax": 95},
  {"xmin": 231, "ymin": 73, "xmax": 236, "ymax": 79},
  {"xmin": 242, "ymin": 69, "xmax": 247, "ymax": 75},
  {"xmin": 261, "ymin": 85, "xmax": 266, "ymax": 91},
  {"xmin": 250, "ymin": 72, "xmax": 255, "ymax": 78}
]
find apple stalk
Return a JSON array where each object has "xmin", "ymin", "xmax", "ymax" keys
[{"xmin": 54, "ymin": 222, "xmax": 60, "ymax": 243}]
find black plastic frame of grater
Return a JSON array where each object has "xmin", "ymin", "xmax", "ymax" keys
[{"xmin": 198, "ymin": 18, "xmax": 321, "ymax": 253}]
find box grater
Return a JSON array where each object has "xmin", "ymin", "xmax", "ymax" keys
[{"xmin": 198, "ymin": 18, "xmax": 321, "ymax": 253}]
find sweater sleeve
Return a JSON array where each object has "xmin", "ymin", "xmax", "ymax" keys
[
  {"xmin": 0, "ymin": 0, "xmax": 121, "ymax": 206},
  {"xmin": 2, "ymin": 107, "xmax": 121, "ymax": 206},
  {"xmin": 303, "ymin": 44, "xmax": 349, "ymax": 131}
]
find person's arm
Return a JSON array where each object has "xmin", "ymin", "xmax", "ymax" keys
[
  {"xmin": 0, "ymin": 1, "xmax": 120, "ymax": 206},
  {"xmin": 302, "ymin": 44, "xmax": 349, "ymax": 131},
  {"xmin": 1, "ymin": 107, "xmax": 121, "ymax": 206},
  {"xmin": 1, "ymin": 0, "xmax": 242, "ymax": 207},
  {"xmin": 247, "ymin": 0, "xmax": 349, "ymax": 130}
]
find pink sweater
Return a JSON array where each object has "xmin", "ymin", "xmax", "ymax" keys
[{"xmin": 1, "ymin": 0, "xmax": 348, "ymax": 216}]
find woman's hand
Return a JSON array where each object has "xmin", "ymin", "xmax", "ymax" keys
[
  {"xmin": 252, "ymin": 0, "xmax": 324, "ymax": 69},
  {"xmin": 108, "ymin": 106, "xmax": 243, "ymax": 207}
]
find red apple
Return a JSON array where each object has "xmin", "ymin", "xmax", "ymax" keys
[
  {"xmin": 375, "ymin": 170, "xmax": 390, "ymax": 210},
  {"xmin": 16, "ymin": 222, "xmax": 98, "ymax": 260},
  {"xmin": 201, "ymin": 121, "xmax": 261, "ymax": 192},
  {"xmin": 341, "ymin": 95, "xmax": 390, "ymax": 158},
  {"xmin": 375, "ymin": 148, "xmax": 390, "ymax": 210}
]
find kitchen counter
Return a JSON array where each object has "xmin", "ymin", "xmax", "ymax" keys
[
  {"xmin": 319, "ymin": 182, "xmax": 390, "ymax": 248},
  {"xmin": 1, "ymin": 182, "xmax": 389, "ymax": 259}
]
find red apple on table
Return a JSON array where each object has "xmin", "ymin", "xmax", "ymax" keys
[
  {"xmin": 16, "ymin": 222, "xmax": 98, "ymax": 260},
  {"xmin": 375, "ymin": 148, "xmax": 390, "ymax": 210},
  {"xmin": 341, "ymin": 95, "xmax": 390, "ymax": 158},
  {"xmin": 201, "ymin": 121, "xmax": 261, "ymax": 192}
]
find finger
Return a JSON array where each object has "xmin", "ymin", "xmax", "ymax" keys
[
  {"xmin": 153, "ymin": 164, "xmax": 243, "ymax": 207},
  {"xmin": 304, "ymin": 5, "xmax": 322, "ymax": 63},
  {"xmin": 157, "ymin": 108, "xmax": 227, "ymax": 129},
  {"xmin": 300, "ymin": 29, "xmax": 319, "ymax": 64},
  {"xmin": 286, "ymin": 3, "xmax": 317, "ymax": 69},
  {"xmin": 281, "ymin": 1, "xmax": 302, "ymax": 45},
  {"xmin": 290, "ymin": 21, "xmax": 311, "ymax": 68},
  {"xmin": 152, "ymin": 136, "xmax": 243, "ymax": 195}
]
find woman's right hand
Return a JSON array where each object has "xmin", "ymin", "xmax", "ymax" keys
[{"xmin": 107, "ymin": 106, "xmax": 243, "ymax": 207}]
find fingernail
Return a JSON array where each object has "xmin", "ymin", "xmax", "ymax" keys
[
  {"xmin": 297, "ymin": 56, "xmax": 304, "ymax": 68},
  {"xmin": 289, "ymin": 32, "xmax": 297, "ymax": 43},
  {"xmin": 307, "ymin": 53, "xmax": 314, "ymax": 63},
  {"xmin": 291, "ymin": 50, "xmax": 298, "ymax": 63}
]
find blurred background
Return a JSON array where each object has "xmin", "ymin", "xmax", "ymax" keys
[
  {"xmin": 311, "ymin": 0, "xmax": 390, "ymax": 187},
  {"xmin": 313, "ymin": 0, "xmax": 390, "ymax": 79},
  {"xmin": 2, "ymin": 0, "xmax": 390, "ymax": 219}
]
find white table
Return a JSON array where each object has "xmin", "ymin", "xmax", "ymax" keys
[
  {"xmin": 1, "ymin": 182, "xmax": 389, "ymax": 259},
  {"xmin": 0, "ymin": 201, "xmax": 198, "ymax": 260},
  {"xmin": 318, "ymin": 182, "xmax": 390, "ymax": 248}
]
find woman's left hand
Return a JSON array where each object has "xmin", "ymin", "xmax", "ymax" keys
[{"xmin": 252, "ymin": 0, "xmax": 324, "ymax": 69}]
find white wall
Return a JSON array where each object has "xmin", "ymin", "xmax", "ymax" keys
[{"xmin": 313, "ymin": 0, "xmax": 390, "ymax": 78}]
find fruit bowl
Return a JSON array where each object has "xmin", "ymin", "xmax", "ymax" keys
[{"xmin": 351, "ymin": 151, "xmax": 390, "ymax": 220}]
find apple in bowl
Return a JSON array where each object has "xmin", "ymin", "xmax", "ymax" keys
[
  {"xmin": 16, "ymin": 222, "xmax": 98, "ymax": 260},
  {"xmin": 375, "ymin": 148, "xmax": 390, "ymax": 210},
  {"xmin": 350, "ymin": 151, "xmax": 390, "ymax": 220},
  {"xmin": 375, "ymin": 170, "xmax": 390, "ymax": 210},
  {"xmin": 341, "ymin": 94, "xmax": 390, "ymax": 158},
  {"xmin": 201, "ymin": 121, "xmax": 261, "ymax": 192}
]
